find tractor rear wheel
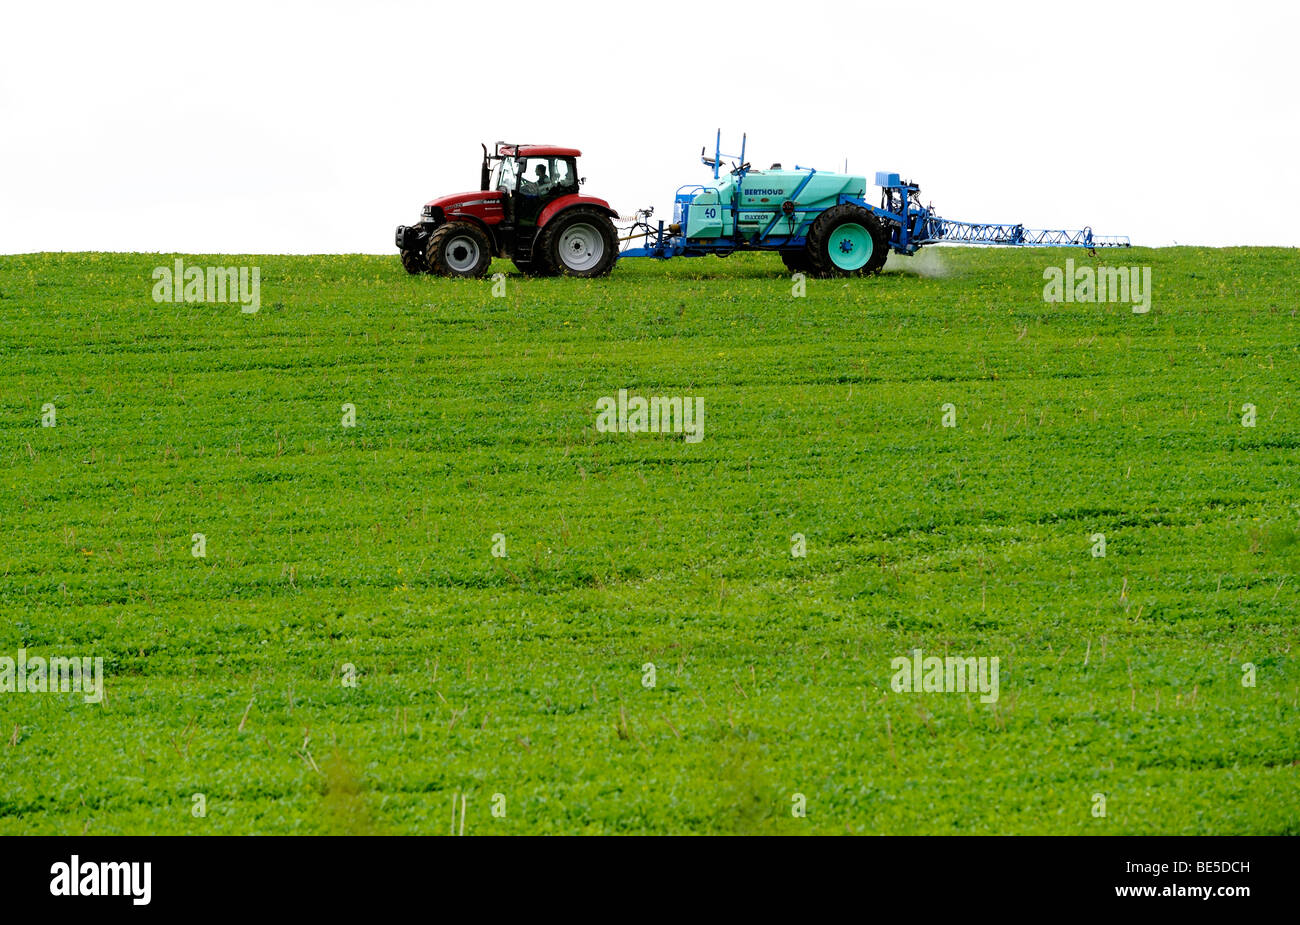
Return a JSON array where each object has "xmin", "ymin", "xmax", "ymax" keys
[
  {"xmin": 400, "ymin": 247, "xmax": 428, "ymax": 275},
  {"xmin": 780, "ymin": 249, "xmax": 813, "ymax": 275},
  {"xmin": 540, "ymin": 208, "xmax": 618, "ymax": 278},
  {"xmin": 427, "ymin": 221, "xmax": 492, "ymax": 278},
  {"xmin": 807, "ymin": 204, "xmax": 887, "ymax": 278}
]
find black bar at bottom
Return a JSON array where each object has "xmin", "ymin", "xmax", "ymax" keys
[{"xmin": 1, "ymin": 835, "xmax": 1290, "ymax": 912}]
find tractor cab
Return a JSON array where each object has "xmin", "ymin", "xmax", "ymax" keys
[{"xmin": 488, "ymin": 144, "xmax": 581, "ymax": 227}]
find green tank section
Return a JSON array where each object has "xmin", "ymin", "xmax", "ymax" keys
[{"xmin": 683, "ymin": 170, "xmax": 867, "ymax": 241}]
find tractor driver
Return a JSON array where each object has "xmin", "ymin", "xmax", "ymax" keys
[{"xmin": 520, "ymin": 161, "xmax": 552, "ymax": 196}]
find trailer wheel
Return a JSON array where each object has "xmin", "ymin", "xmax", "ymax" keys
[
  {"xmin": 540, "ymin": 207, "xmax": 618, "ymax": 277},
  {"xmin": 807, "ymin": 204, "xmax": 886, "ymax": 278},
  {"xmin": 780, "ymin": 250, "xmax": 813, "ymax": 275},
  {"xmin": 864, "ymin": 222, "xmax": 891, "ymax": 274},
  {"xmin": 427, "ymin": 221, "xmax": 492, "ymax": 278},
  {"xmin": 400, "ymin": 247, "xmax": 428, "ymax": 275}
]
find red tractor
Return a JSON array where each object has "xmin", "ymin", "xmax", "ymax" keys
[{"xmin": 396, "ymin": 142, "xmax": 620, "ymax": 278}]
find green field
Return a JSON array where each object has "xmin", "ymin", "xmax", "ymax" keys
[{"xmin": 1, "ymin": 247, "xmax": 1296, "ymax": 835}]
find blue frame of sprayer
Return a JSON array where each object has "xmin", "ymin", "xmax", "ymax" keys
[{"xmin": 619, "ymin": 131, "xmax": 1129, "ymax": 261}]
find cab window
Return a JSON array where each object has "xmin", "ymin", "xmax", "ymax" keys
[
  {"xmin": 516, "ymin": 156, "xmax": 578, "ymax": 196},
  {"xmin": 495, "ymin": 157, "xmax": 518, "ymax": 193}
]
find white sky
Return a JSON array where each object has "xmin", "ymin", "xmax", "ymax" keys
[{"xmin": 1, "ymin": 0, "xmax": 1297, "ymax": 253}]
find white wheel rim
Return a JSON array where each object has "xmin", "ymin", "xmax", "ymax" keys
[
  {"xmin": 558, "ymin": 223, "xmax": 604, "ymax": 272},
  {"xmin": 444, "ymin": 235, "xmax": 481, "ymax": 272}
]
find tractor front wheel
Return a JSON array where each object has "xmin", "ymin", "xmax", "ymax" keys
[
  {"xmin": 540, "ymin": 208, "xmax": 618, "ymax": 278},
  {"xmin": 806, "ymin": 204, "xmax": 888, "ymax": 278},
  {"xmin": 427, "ymin": 221, "xmax": 492, "ymax": 278},
  {"xmin": 400, "ymin": 247, "xmax": 428, "ymax": 275}
]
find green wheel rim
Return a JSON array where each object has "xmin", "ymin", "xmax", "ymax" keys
[{"xmin": 829, "ymin": 223, "xmax": 872, "ymax": 271}]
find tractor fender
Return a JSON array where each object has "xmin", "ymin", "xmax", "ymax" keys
[
  {"xmin": 536, "ymin": 195, "xmax": 618, "ymax": 229},
  {"xmin": 433, "ymin": 211, "xmax": 501, "ymax": 252}
]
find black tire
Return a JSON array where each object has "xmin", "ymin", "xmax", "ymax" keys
[
  {"xmin": 400, "ymin": 247, "xmax": 428, "ymax": 275},
  {"xmin": 426, "ymin": 221, "xmax": 492, "ymax": 279},
  {"xmin": 864, "ymin": 222, "xmax": 892, "ymax": 275},
  {"xmin": 780, "ymin": 249, "xmax": 813, "ymax": 275},
  {"xmin": 806, "ymin": 204, "xmax": 888, "ymax": 278},
  {"xmin": 539, "ymin": 207, "xmax": 618, "ymax": 278}
]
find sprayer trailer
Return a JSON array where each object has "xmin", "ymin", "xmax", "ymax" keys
[{"xmin": 618, "ymin": 132, "xmax": 1129, "ymax": 276}]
